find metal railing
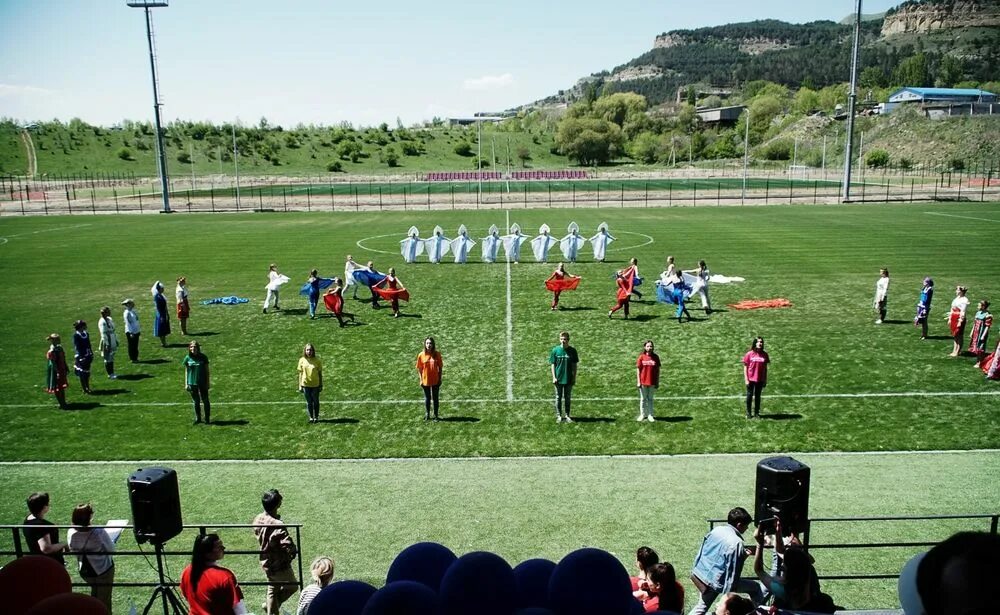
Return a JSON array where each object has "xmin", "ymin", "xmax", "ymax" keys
[{"xmin": 1, "ymin": 522, "xmax": 304, "ymax": 591}]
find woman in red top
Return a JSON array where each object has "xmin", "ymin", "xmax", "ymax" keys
[
  {"xmin": 635, "ymin": 340, "xmax": 660, "ymax": 422},
  {"xmin": 545, "ymin": 262, "xmax": 580, "ymax": 311},
  {"xmin": 416, "ymin": 337, "xmax": 443, "ymax": 420},
  {"xmin": 742, "ymin": 337, "xmax": 770, "ymax": 419},
  {"xmin": 180, "ymin": 534, "xmax": 247, "ymax": 615}
]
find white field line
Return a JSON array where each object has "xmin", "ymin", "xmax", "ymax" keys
[
  {"xmin": 3, "ymin": 449, "xmax": 998, "ymax": 466},
  {"xmin": 505, "ymin": 209, "xmax": 514, "ymax": 401},
  {"xmin": 924, "ymin": 212, "xmax": 1000, "ymax": 223},
  {"xmin": 2, "ymin": 390, "xmax": 997, "ymax": 409}
]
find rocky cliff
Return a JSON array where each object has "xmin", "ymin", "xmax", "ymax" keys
[{"xmin": 881, "ymin": 0, "xmax": 1000, "ymax": 35}]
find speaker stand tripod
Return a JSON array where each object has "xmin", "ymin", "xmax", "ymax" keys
[{"xmin": 142, "ymin": 541, "xmax": 186, "ymax": 615}]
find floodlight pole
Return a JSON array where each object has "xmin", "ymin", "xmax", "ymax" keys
[
  {"xmin": 741, "ymin": 109, "xmax": 750, "ymax": 204},
  {"xmin": 132, "ymin": 2, "xmax": 172, "ymax": 213},
  {"xmin": 841, "ymin": 0, "xmax": 863, "ymax": 202}
]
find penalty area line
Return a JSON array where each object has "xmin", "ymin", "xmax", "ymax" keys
[{"xmin": 924, "ymin": 212, "xmax": 1000, "ymax": 223}]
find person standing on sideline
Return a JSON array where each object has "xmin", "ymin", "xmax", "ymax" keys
[
  {"xmin": 67, "ymin": 502, "xmax": 118, "ymax": 613},
  {"xmin": 45, "ymin": 334, "xmax": 70, "ymax": 409},
  {"xmin": 549, "ymin": 331, "xmax": 579, "ymax": 423},
  {"xmin": 183, "ymin": 341, "xmax": 211, "ymax": 424},
  {"xmin": 180, "ymin": 534, "xmax": 247, "ymax": 615},
  {"xmin": 97, "ymin": 306, "xmax": 119, "ymax": 380},
  {"xmin": 264, "ymin": 264, "xmax": 287, "ymax": 314},
  {"xmin": 122, "ymin": 299, "xmax": 141, "ymax": 363},
  {"xmin": 297, "ymin": 343, "xmax": 323, "ymax": 423},
  {"xmin": 151, "ymin": 281, "xmax": 171, "ymax": 347},
  {"xmin": 416, "ymin": 337, "xmax": 443, "ymax": 420},
  {"xmin": 688, "ymin": 507, "xmax": 763, "ymax": 615},
  {"xmin": 72, "ymin": 320, "xmax": 94, "ymax": 394},
  {"xmin": 969, "ymin": 300, "xmax": 993, "ymax": 359},
  {"xmin": 253, "ymin": 489, "xmax": 299, "ymax": 615},
  {"xmin": 176, "ymin": 276, "xmax": 191, "ymax": 335},
  {"xmin": 873, "ymin": 267, "xmax": 889, "ymax": 324},
  {"xmin": 914, "ymin": 277, "xmax": 934, "ymax": 340},
  {"xmin": 947, "ymin": 285, "xmax": 970, "ymax": 357},
  {"xmin": 742, "ymin": 337, "xmax": 770, "ymax": 419},
  {"xmin": 636, "ymin": 340, "xmax": 660, "ymax": 422}
]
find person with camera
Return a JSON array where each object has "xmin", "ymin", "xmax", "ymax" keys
[
  {"xmin": 687, "ymin": 507, "xmax": 762, "ymax": 615},
  {"xmin": 253, "ymin": 489, "xmax": 298, "ymax": 615}
]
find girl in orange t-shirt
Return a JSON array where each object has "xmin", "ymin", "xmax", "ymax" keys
[{"xmin": 416, "ymin": 337, "xmax": 443, "ymax": 420}]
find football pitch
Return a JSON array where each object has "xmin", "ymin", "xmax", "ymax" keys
[{"xmin": 0, "ymin": 202, "xmax": 998, "ymax": 611}]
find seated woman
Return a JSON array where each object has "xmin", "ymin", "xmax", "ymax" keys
[
  {"xmin": 753, "ymin": 521, "xmax": 838, "ymax": 613},
  {"xmin": 296, "ymin": 556, "xmax": 335, "ymax": 615},
  {"xmin": 641, "ymin": 562, "xmax": 684, "ymax": 613},
  {"xmin": 630, "ymin": 546, "xmax": 659, "ymax": 600}
]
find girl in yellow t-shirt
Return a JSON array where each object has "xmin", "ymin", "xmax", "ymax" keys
[{"xmin": 297, "ymin": 343, "xmax": 323, "ymax": 423}]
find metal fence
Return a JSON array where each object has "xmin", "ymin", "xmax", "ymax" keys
[{"xmin": 1, "ymin": 163, "xmax": 997, "ymax": 216}]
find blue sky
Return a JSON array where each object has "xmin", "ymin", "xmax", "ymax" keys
[{"xmin": 0, "ymin": 1, "xmax": 901, "ymax": 128}]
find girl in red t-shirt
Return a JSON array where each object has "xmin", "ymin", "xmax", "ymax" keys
[{"xmin": 742, "ymin": 337, "xmax": 770, "ymax": 419}]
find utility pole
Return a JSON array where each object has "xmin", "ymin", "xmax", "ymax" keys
[{"xmin": 841, "ymin": 0, "xmax": 863, "ymax": 202}]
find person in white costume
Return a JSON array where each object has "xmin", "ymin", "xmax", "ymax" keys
[
  {"xmin": 344, "ymin": 254, "xmax": 365, "ymax": 299},
  {"xmin": 400, "ymin": 226, "xmax": 425, "ymax": 264},
  {"xmin": 264, "ymin": 264, "xmax": 289, "ymax": 314},
  {"xmin": 501, "ymin": 223, "xmax": 528, "ymax": 263},
  {"xmin": 589, "ymin": 223, "xmax": 615, "ymax": 262},
  {"xmin": 531, "ymin": 224, "xmax": 558, "ymax": 263},
  {"xmin": 481, "ymin": 225, "xmax": 501, "ymax": 263},
  {"xmin": 683, "ymin": 260, "xmax": 713, "ymax": 314},
  {"xmin": 560, "ymin": 222, "xmax": 586, "ymax": 263},
  {"xmin": 424, "ymin": 226, "xmax": 451, "ymax": 263},
  {"xmin": 450, "ymin": 225, "xmax": 476, "ymax": 263}
]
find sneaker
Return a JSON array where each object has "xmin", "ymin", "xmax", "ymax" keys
[
  {"xmin": 109, "ymin": 374, "xmax": 117, "ymax": 380},
  {"xmin": 637, "ymin": 415, "xmax": 645, "ymax": 422},
  {"xmin": 564, "ymin": 416, "xmax": 573, "ymax": 423},
  {"xmin": 647, "ymin": 416, "xmax": 655, "ymax": 423},
  {"xmin": 262, "ymin": 307, "xmax": 267, "ymax": 314},
  {"xmin": 875, "ymin": 319, "xmax": 882, "ymax": 324},
  {"xmin": 608, "ymin": 311, "xmax": 613, "ymax": 319},
  {"xmin": 556, "ymin": 415, "xmax": 563, "ymax": 423}
]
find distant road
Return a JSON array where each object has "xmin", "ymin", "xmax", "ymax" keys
[{"xmin": 19, "ymin": 128, "xmax": 37, "ymax": 177}]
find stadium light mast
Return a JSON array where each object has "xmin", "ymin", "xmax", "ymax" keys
[
  {"xmin": 841, "ymin": 0, "xmax": 863, "ymax": 202},
  {"xmin": 127, "ymin": 0, "xmax": 171, "ymax": 213}
]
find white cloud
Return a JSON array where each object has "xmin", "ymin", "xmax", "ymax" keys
[
  {"xmin": 0, "ymin": 83, "xmax": 54, "ymax": 98},
  {"xmin": 462, "ymin": 73, "xmax": 514, "ymax": 91}
]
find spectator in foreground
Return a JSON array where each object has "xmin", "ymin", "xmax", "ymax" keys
[
  {"xmin": 899, "ymin": 531, "xmax": 1000, "ymax": 615},
  {"xmin": 688, "ymin": 507, "xmax": 761, "ymax": 615},
  {"xmin": 644, "ymin": 562, "xmax": 684, "ymax": 613},
  {"xmin": 253, "ymin": 489, "xmax": 299, "ymax": 615},
  {"xmin": 752, "ymin": 521, "xmax": 838, "ymax": 613},
  {"xmin": 180, "ymin": 533, "xmax": 247, "ymax": 615},
  {"xmin": 67, "ymin": 503, "xmax": 116, "ymax": 613},
  {"xmin": 713, "ymin": 593, "xmax": 755, "ymax": 615},
  {"xmin": 23, "ymin": 492, "xmax": 66, "ymax": 564},
  {"xmin": 296, "ymin": 556, "xmax": 335, "ymax": 615},
  {"xmin": 632, "ymin": 545, "xmax": 659, "ymax": 600}
]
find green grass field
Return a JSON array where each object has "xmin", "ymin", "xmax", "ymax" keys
[{"xmin": 0, "ymin": 203, "xmax": 998, "ymax": 612}]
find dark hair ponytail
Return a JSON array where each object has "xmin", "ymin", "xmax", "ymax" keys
[{"xmin": 190, "ymin": 533, "xmax": 220, "ymax": 591}]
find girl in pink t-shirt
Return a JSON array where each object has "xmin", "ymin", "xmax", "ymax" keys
[{"xmin": 742, "ymin": 337, "xmax": 770, "ymax": 418}]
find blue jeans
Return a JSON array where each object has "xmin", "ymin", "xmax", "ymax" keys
[
  {"xmin": 302, "ymin": 386, "xmax": 320, "ymax": 420},
  {"xmin": 554, "ymin": 383, "xmax": 572, "ymax": 417}
]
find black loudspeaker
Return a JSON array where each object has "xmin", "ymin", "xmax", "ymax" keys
[
  {"xmin": 755, "ymin": 456, "xmax": 810, "ymax": 535},
  {"xmin": 128, "ymin": 467, "xmax": 183, "ymax": 545}
]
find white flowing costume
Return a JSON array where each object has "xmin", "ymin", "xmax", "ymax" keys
[
  {"xmin": 400, "ymin": 226, "xmax": 425, "ymax": 263},
  {"xmin": 424, "ymin": 226, "xmax": 451, "ymax": 263},
  {"xmin": 450, "ymin": 226, "xmax": 476, "ymax": 264},
  {"xmin": 345, "ymin": 258, "xmax": 364, "ymax": 295},
  {"xmin": 559, "ymin": 229, "xmax": 586, "ymax": 262},
  {"xmin": 589, "ymin": 226, "xmax": 615, "ymax": 262},
  {"xmin": 500, "ymin": 224, "xmax": 528, "ymax": 263},
  {"xmin": 265, "ymin": 269, "xmax": 289, "ymax": 308},
  {"xmin": 530, "ymin": 225, "xmax": 557, "ymax": 263},
  {"xmin": 481, "ymin": 225, "xmax": 500, "ymax": 263}
]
